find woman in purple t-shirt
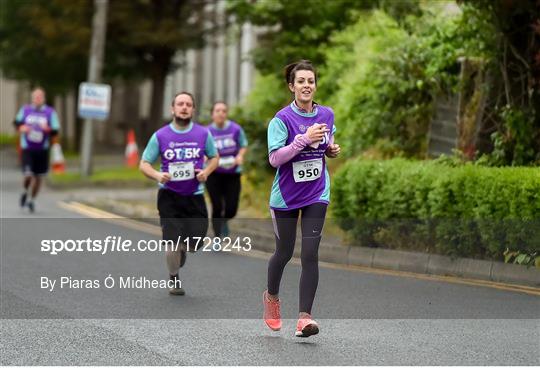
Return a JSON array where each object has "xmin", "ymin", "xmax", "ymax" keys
[
  {"xmin": 263, "ymin": 60, "xmax": 341, "ymax": 337},
  {"xmin": 207, "ymin": 102, "xmax": 248, "ymax": 238}
]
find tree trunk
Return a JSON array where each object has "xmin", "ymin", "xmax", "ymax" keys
[
  {"xmin": 148, "ymin": 48, "xmax": 174, "ymax": 132},
  {"xmin": 149, "ymin": 72, "xmax": 166, "ymax": 132}
]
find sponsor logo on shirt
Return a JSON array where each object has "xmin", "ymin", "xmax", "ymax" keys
[
  {"xmin": 215, "ymin": 136, "xmax": 237, "ymax": 150},
  {"xmin": 163, "ymin": 147, "xmax": 201, "ymax": 160},
  {"xmin": 25, "ymin": 114, "xmax": 48, "ymax": 126}
]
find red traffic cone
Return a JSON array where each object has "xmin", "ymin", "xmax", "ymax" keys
[
  {"xmin": 51, "ymin": 142, "xmax": 66, "ymax": 174},
  {"xmin": 125, "ymin": 129, "xmax": 139, "ymax": 168}
]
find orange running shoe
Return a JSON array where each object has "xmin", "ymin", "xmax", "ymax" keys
[
  {"xmin": 263, "ymin": 290, "xmax": 282, "ymax": 331},
  {"xmin": 295, "ymin": 315, "xmax": 319, "ymax": 337}
]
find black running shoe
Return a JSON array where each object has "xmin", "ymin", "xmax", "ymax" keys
[
  {"xmin": 28, "ymin": 201, "xmax": 35, "ymax": 213},
  {"xmin": 168, "ymin": 274, "xmax": 185, "ymax": 295},
  {"xmin": 20, "ymin": 192, "xmax": 27, "ymax": 208}
]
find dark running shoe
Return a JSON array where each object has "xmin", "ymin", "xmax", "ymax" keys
[
  {"xmin": 168, "ymin": 274, "xmax": 185, "ymax": 295},
  {"xmin": 20, "ymin": 192, "xmax": 27, "ymax": 208}
]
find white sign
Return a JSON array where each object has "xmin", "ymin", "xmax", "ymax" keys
[{"xmin": 78, "ymin": 82, "xmax": 111, "ymax": 120}]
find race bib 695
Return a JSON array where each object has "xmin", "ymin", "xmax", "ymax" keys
[{"xmin": 168, "ymin": 161, "xmax": 195, "ymax": 181}]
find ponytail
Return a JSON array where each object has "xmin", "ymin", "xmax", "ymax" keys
[{"xmin": 284, "ymin": 60, "xmax": 317, "ymax": 85}]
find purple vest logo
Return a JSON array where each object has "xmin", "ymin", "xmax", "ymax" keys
[
  {"xmin": 163, "ymin": 147, "xmax": 201, "ymax": 160},
  {"xmin": 215, "ymin": 137, "xmax": 236, "ymax": 150},
  {"xmin": 25, "ymin": 115, "xmax": 48, "ymax": 126},
  {"xmin": 318, "ymin": 131, "xmax": 330, "ymax": 145}
]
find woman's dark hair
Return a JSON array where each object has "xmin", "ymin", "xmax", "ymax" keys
[
  {"xmin": 171, "ymin": 91, "xmax": 196, "ymax": 107},
  {"xmin": 211, "ymin": 101, "xmax": 228, "ymax": 114},
  {"xmin": 284, "ymin": 60, "xmax": 317, "ymax": 85}
]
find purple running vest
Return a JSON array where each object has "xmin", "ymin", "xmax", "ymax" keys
[
  {"xmin": 19, "ymin": 105, "xmax": 56, "ymax": 150},
  {"xmin": 156, "ymin": 123, "xmax": 208, "ymax": 195},
  {"xmin": 273, "ymin": 104, "xmax": 334, "ymax": 209},
  {"xmin": 208, "ymin": 121, "xmax": 242, "ymax": 174}
]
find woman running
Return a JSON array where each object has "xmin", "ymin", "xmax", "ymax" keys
[
  {"xmin": 207, "ymin": 102, "xmax": 248, "ymax": 238},
  {"xmin": 263, "ymin": 60, "xmax": 341, "ymax": 337}
]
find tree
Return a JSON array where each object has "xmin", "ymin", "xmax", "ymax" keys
[
  {"xmin": 0, "ymin": 0, "xmax": 91, "ymax": 97},
  {"xmin": 105, "ymin": 0, "xmax": 211, "ymax": 131},
  {"xmin": 0, "ymin": 0, "xmax": 92, "ymax": 149},
  {"xmin": 226, "ymin": 0, "xmax": 421, "ymax": 76},
  {"xmin": 458, "ymin": 0, "xmax": 540, "ymax": 165},
  {"xmin": 1, "ymin": 0, "xmax": 212, "ymax": 136}
]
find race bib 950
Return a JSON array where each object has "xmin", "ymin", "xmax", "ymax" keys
[{"xmin": 292, "ymin": 158, "xmax": 322, "ymax": 183}]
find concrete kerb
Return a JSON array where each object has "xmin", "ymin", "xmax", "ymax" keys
[
  {"xmin": 232, "ymin": 224, "xmax": 540, "ymax": 287},
  {"xmin": 453, "ymin": 257, "xmax": 493, "ymax": 281},
  {"xmin": 81, "ymin": 199, "xmax": 540, "ymax": 287},
  {"xmin": 347, "ymin": 246, "xmax": 375, "ymax": 267},
  {"xmin": 372, "ymin": 248, "xmax": 430, "ymax": 274},
  {"xmin": 426, "ymin": 253, "xmax": 459, "ymax": 276},
  {"xmin": 214, "ymin": 222, "xmax": 540, "ymax": 287},
  {"xmin": 319, "ymin": 241, "xmax": 350, "ymax": 264},
  {"xmin": 491, "ymin": 261, "xmax": 540, "ymax": 286},
  {"xmin": 236, "ymin": 218, "xmax": 540, "ymax": 286}
]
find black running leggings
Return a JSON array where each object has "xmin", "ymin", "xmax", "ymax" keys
[
  {"xmin": 206, "ymin": 172, "xmax": 241, "ymax": 237},
  {"xmin": 267, "ymin": 202, "xmax": 327, "ymax": 314}
]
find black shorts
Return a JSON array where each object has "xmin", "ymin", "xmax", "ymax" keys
[
  {"xmin": 157, "ymin": 188, "xmax": 209, "ymax": 252},
  {"xmin": 22, "ymin": 149, "xmax": 49, "ymax": 176}
]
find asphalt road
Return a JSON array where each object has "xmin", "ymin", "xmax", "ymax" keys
[{"xmin": 1, "ymin": 151, "xmax": 539, "ymax": 365}]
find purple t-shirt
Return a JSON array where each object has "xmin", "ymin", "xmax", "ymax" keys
[
  {"xmin": 17, "ymin": 104, "xmax": 58, "ymax": 150},
  {"xmin": 156, "ymin": 122, "xmax": 210, "ymax": 195},
  {"xmin": 208, "ymin": 120, "xmax": 245, "ymax": 174},
  {"xmin": 267, "ymin": 103, "xmax": 335, "ymax": 210}
]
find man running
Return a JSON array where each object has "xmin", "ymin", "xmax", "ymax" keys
[
  {"xmin": 14, "ymin": 87, "xmax": 60, "ymax": 213},
  {"xmin": 140, "ymin": 91, "xmax": 219, "ymax": 295},
  {"xmin": 207, "ymin": 101, "xmax": 248, "ymax": 238}
]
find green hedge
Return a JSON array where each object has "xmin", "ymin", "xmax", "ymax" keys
[{"xmin": 332, "ymin": 158, "xmax": 540, "ymax": 261}]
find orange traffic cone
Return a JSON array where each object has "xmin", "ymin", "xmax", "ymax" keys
[
  {"xmin": 125, "ymin": 129, "xmax": 139, "ymax": 168},
  {"xmin": 50, "ymin": 142, "xmax": 66, "ymax": 174}
]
